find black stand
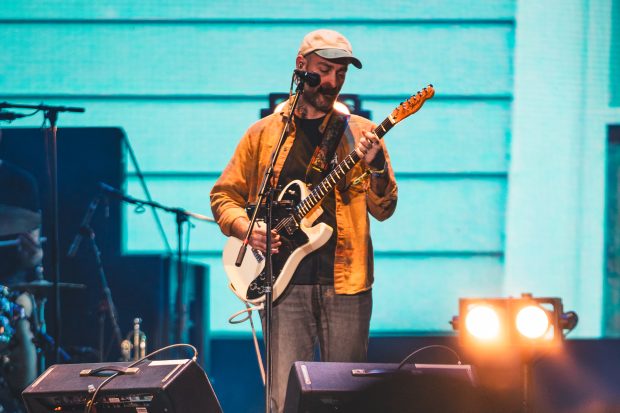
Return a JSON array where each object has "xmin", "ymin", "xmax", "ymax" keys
[
  {"xmin": 175, "ymin": 210, "xmax": 189, "ymax": 344},
  {"xmin": 67, "ymin": 193, "xmax": 123, "ymax": 361},
  {"xmin": 234, "ymin": 74, "xmax": 307, "ymax": 413},
  {"xmin": 99, "ymin": 183, "xmax": 214, "ymax": 345},
  {"xmin": 0, "ymin": 101, "xmax": 85, "ymax": 363},
  {"xmin": 90, "ymin": 222, "xmax": 123, "ymax": 361},
  {"xmin": 522, "ymin": 357, "xmax": 534, "ymax": 413}
]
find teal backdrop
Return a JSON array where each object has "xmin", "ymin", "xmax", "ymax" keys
[{"xmin": 1, "ymin": 0, "xmax": 618, "ymax": 338}]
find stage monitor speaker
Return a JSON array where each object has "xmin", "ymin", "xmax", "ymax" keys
[
  {"xmin": 283, "ymin": 361, "xmax": 482, "ymax": 413},
  {"xmin": 22, "ymin": 359, "xmax": 222, "ymax": 413}
]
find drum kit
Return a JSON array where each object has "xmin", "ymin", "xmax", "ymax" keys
[{"xmin": 0, "ymin": 204, "xmax": 85, "ymax": 409}]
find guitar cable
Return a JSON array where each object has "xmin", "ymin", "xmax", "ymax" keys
[{"xmin": 228, "ymin": 303, "xmax": 266, "ymax": 385}]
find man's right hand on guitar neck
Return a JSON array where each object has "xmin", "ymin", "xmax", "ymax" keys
[{"xmin": 231, "ymin": 217, "xmax": 281, "ymax": 254}]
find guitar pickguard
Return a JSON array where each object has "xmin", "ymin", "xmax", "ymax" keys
[{"xmin": 246, "ymin": 181, "xmax": 310, "ymax": 300}]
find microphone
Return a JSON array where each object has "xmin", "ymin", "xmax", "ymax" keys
[
  {"xmin": 294, "ymin": 70, "xmax": 321, "ymax": 87},
  {"xmin": 67, "ymin": 192, "xmax": 101, "ymax": 258},
  {"xmin": 99, "ymin": 182, "xmax": 135, "ymax": 204},
  {"xmin": 0, "ymin": 111, "xmax": 27, "ymax": 121},
  {"xmin": 99, "ymin": 182, "xmax": 146, "ymax": 210},
  {"xmin": 67, "ymin": 195, "xmax": 100, "ymax": 258}
]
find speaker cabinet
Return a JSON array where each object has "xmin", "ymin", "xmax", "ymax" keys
[
  {"xmin": 22, "ymin": 359, "xmax": 222, "ymax": 412},
  {"xmin": 283, "ymin": 361, "xmax": 482, "ymax": 413}
]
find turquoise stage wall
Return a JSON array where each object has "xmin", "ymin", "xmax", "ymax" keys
[{"xmin": 1, "ymin": 1, "xmax": 617, "ymax": 338}]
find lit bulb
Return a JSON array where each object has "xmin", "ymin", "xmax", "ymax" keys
[
  {"xmin": 516, "ymin": 305, "xmax": 550, "ymax": 339},
  {"xmin": 465, "ymin": 305, "xmax": 501, "ymax": 341}
]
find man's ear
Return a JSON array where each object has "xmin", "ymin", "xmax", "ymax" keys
[{"xmin": 296, "ymin": 54, "xmax": 306, "ymax": 69}]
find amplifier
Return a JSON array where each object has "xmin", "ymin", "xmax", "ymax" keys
[
  {"xmin": 284, "ymin": 361, "xmax": 480, "ymax": 413},
  {"xmin": 22, "ymin": 359, "xmax": 222, "ymax": 413}
]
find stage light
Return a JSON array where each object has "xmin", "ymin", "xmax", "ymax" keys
[
  {"xmin": 451, "ymin": 294, "xmax": 578, "ymax": 413},
  {"xmin": 451, "ymin": 293, "xmax": 577, "ymax": 349},
  {"xmin": 515, "ymin": 305, "xmax": 550, "ymax": 339},
  {"xmin": 464, "ymin": 304, "xmax": 501, "ymax": 341}
]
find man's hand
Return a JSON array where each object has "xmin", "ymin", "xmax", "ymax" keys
[
  {"xmin": 232, "ymin": 217, "xmax": 281, "ymax": 254},
  {"xmin": 247, "ymin": 221, "xmax": 281, "ymax": 254},
  {"xmin": 355, "ymin": 130, "xmax": 385, "ymax": 169}
]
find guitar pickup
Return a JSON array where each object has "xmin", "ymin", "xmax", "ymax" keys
[{"xmin": 283, "ymin": 218, "xmax": 299, "ymax": 235}]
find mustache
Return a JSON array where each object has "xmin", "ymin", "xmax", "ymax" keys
[{"xmin": 317, "ymin": 87, "xmax": 339, "ymax": 96}]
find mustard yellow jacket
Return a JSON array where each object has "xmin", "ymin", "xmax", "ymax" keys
[{"xmin": 210, "ymin": 106, "xmax": 398, "ymax": 295}]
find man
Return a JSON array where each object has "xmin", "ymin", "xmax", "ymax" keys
[
  {"xmin": 210, "ymin": 29, "xmax": 398, "ymax": 412},
  {"xmin": 0, "ymin": 129, "xmax": 42, "ymax": 412}
]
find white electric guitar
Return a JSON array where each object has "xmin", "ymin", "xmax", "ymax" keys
[{"xmin": 223, "ymin": 85, "xmax": 435, "ymax": 304}]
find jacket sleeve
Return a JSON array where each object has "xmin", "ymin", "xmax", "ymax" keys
[
  {"xmin": 365, "ymin": 139, "xmax": 398, "ymax": 222},
  {"xmin": 210, "ymin": 129, "xmax": 255, "ymax": 237}
]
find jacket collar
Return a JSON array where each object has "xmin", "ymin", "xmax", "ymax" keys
[{"xmin": 279, "ymin": 95, "xmax": 337, "ymax": 134}]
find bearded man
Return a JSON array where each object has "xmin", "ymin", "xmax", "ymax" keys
[{"xmin": 210, "ymin": 29, "xmax": 398, "ymax": 413}]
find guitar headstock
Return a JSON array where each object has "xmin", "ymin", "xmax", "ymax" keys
[{"xmin": 390, "ymin": 85, "xmax": 435, "ymax": 124}]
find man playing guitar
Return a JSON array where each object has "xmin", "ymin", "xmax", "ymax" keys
[{"xmin": 210, "ymin": 29, "xmax": 398, "ymax": 413}]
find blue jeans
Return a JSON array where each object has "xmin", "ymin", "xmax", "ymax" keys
[{"xmin": 262, "ymin": 284, "xmax": 372, "ymax": 413}]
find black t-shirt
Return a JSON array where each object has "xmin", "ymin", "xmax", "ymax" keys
[
  {"xmin": 277, "ymin": 117, "xmax": 337, "ymax": 285},
  {"xmin": 0, "ymin": 161, "xmax": 40, "ymax": 281}
]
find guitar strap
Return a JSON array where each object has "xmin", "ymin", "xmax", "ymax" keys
[{"xmin": 304, "ymin": 111, "xmax": 350, "ymax": 188}]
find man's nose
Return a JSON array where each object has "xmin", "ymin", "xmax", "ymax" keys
[{"xmin": 321, "ymin": 71, "xmax": 337, "ymax": 88}]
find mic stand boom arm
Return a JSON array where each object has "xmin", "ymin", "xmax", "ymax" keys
[{"xmin": 99, "ymin": 183, "xmax": 214, "ymax": 345}]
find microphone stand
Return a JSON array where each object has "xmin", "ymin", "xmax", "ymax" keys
[
  {"xmin": 0, "ymin": 101, "xmax": 85, "ymax": 363},
  {"xmin": 99, "ymin": 183, "xmax": 214, "ymax": 346},
  {"xmin": 68, "ymin": 192, "xmax": 123, "ymax": 361},
  {"xmin": 235, "ymin": 74, "xmax": 307, "ymax": 413}
]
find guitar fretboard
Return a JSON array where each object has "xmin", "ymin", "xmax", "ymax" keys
[{"xmin": 292, "ymin": 116, "xmax": 395, "ymax": 221}]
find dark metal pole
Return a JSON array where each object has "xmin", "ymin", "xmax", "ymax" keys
[
  {"xmin": 523, "ymin": 359, "xmax": 533, "ymax": 413},
  {"xmin": 262, "ymin": 83, "xmax": 305, "ymax": 413},
  {"xmin": 175, "ymin": 212, "xmax": 187, "ymax": 345},
  {"xmin": 264, "ymin": 188, "xmax": 274, "ymax": 413},
  {"xmin": 44, "ymin": 110, "xmax": 61, "ymax": 364}
]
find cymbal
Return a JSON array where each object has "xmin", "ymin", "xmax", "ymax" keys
[
  {"xmin": 9, "ymin": 279, "xmax": 86, "ymax": 293},
  {"xmin": 0, "ymin": 205, "xmax": 41, "ymax": 237}
]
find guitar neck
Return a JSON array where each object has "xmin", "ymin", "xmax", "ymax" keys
[{"xmin": 293, "ymin": 117, "xmax": 395, "ymax": 221}]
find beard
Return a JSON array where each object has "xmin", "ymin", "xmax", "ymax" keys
[{"xmin": 302, "ymin": 85, "xmax": 341, "ymax": 113}]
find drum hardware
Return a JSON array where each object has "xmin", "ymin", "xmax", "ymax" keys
[
  {"xmin": 4, "ymin": 283, "xmax": 72, "ymax": 375},
  {"xmin": 120, "ymin": 317, "xmax": 146, "ymax": 362},
  {"xmin": 8, "ymin": 279, "xmax": 86, "ymax": 295},
  {"xmin": 0, "ymin": 237, "xmax": 47, "ymax": 249}
]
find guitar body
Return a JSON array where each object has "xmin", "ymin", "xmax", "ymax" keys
[{"xmin": 222, "ymin": 179, "xmax": 333, "ymax": 304}]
